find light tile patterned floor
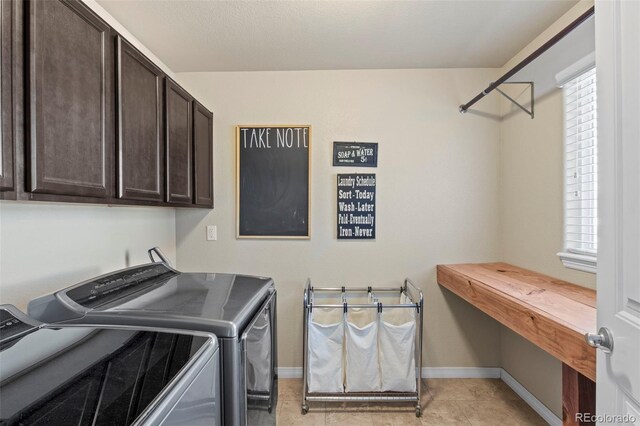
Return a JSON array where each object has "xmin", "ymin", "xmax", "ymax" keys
[{"xmin": 277, "ymin": 378, "xmax": 548, "ymax": 425}]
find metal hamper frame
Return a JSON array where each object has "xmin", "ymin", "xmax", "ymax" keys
[{"xmin": 301, "ymin": 279, "xmax": 424, "ymax": 417}]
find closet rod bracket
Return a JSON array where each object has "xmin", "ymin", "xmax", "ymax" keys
[{"xmin": 495, "ymin": 82, "xmax": 534, "ymax": 119}]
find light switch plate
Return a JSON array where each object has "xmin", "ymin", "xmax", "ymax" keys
[{"xmin": 206, "ymin": 225, "xmax": 217, "ymax": 241}]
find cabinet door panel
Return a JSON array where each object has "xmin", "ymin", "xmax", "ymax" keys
[
  {"xmin": 193, "ymin": 101, "xmax": 213, "ymax": 207},
  {"xmin": 29, "ymin": 0, "xmax": 112, "ymax": 198},
  {"xmin": 116, "ymin": 36, "xmax": 163, "ymax": 201},
  {"xmin": 165, "ymin": 79, "xmax": 192, "ymax": 204},
  {"xmin": 0, "ymin": 0, "xmax": 14, "ymax": 191}
]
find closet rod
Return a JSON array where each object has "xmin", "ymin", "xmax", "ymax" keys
[{"xmin": 459, "ymin": 5, "xmax": 594, "ymax": 114}]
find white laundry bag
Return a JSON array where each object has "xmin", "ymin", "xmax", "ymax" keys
[
  {"xmin": 345, "ymin": 308, "xmax": 381, "ymax": 392},
  {"xmin": 245, "ymin": 309, "xmax": 272, "ymax": 393},
  {"xmin": 307, "ymin": 307, "xmax": 344, "ymax": 393},
  {"xmin": 379, "ymin": 297, "xmax": 416, "ymax": 392}
]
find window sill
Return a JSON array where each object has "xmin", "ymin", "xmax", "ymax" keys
[{"xmin": 557, "ymin": 252, "xmax": 597, "ymax": 274}]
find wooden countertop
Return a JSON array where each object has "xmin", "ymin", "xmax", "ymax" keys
[{"xmin": 437, "ymin": 262, "xmax": 596, "ymax": 381}]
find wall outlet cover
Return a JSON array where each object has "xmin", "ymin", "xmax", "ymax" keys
[{"xmin": 206, "ymin": 225, "xmax": 217, "ymax": 241}]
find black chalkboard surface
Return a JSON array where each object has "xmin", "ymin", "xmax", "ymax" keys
[{"xmin": 236, "ymin": 125, "xmax": 311, "ymax": 238}]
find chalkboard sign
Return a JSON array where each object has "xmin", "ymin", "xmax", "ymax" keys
[
  {"xmin": 333, "ymin": 142, "xmax": 378, "ymax": 167},
  {"xmin": 236, "ymin": 125, "xmax": 311, "ymax": 239},
  {"xmin": 337, "ymin": 173, "xmax": 376, "ymax": 239}
]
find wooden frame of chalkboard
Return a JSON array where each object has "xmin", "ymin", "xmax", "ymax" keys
[{"xmin": 236, "ymin": 125, "xmax": 311, "ymax": 239}]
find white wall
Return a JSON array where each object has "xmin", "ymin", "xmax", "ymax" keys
[
  {"xmin": 0, "ymin": 1, "xmax": 179, "ymax": 312},
  {"xmin": 82, "ymin": 0, "xmax": 179, "ymax": 80},
  {"xmin": 174, "ymin": 68, "xmax": 503, "ymax": 368},
  {"xmin": 499, "ymin": 86, "xmax": 596, "ymax": 420},
  {"xmin": 0, "ymin": 202, "xmax": 176, "ymax": 310},
  {"xmin": 500, "ymin": 90, "xmax": 597, "ymax": 288},
  {"xmin": 497, "ymin": 1, "xmax": 596, "ymax": 418},
  {"xmin": 499, "ymin": 90, "xmax": 572, "ymax": 418}
]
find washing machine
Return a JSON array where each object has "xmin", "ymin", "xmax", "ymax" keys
[
  {"xmin": 28, "ymin": 248, "xmax": 278, "ymax": 426},
  {"xmin": 0, "ymin": 304, "xmax": 221, "ymax": 425}
]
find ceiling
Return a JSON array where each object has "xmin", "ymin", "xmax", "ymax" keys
[{"xmin": 97, "ymin": 0, "xmax": 579, "ymax": 72}]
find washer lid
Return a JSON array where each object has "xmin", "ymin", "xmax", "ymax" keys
[
  {"xmin": 0, "ymin": 319, "xmax": 215, "ymax": 425},
  {"xmin": 0, "ymin": 305, "xmax": 42, "ymax": 344},
  {"xmin": 53, "ymin": 264, "xmax": 274, "ymax": 338}
]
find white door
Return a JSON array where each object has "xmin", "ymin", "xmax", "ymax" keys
[{"xmin": 595, "ymin": 0, "xmax": 640, "ymax": 423}]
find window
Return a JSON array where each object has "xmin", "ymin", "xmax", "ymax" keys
[{"xmin": 558, "ymin": 67, "xmax": 598, "ymax": 273}]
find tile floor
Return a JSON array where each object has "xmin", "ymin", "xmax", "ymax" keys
[{"xmin": 277, "ymin": 378, "xmax": 548, "ymax": 425}]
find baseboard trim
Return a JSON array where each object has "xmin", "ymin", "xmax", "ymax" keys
[
  {"xmin": 276, "ymin": 367, "xmax": 501, "ymax": 379},
  {"xmin": 421, "ymin": 367, "xmax": 501, "ymax": 379},
  {"xmin": 277, "ymin": 367, "xmax": 303, "ymax": 378},
  {"xmin": 277, "ymin": 367, "xmax": 562, "ymax": 425},
  {"xmin": 501, "ymin": 369, "xmax": 562, "ymax": 426}
]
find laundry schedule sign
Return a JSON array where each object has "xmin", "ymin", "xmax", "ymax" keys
[{"xmin": 337, "ymin": 174, "xmax": 376, "ymax": 239}]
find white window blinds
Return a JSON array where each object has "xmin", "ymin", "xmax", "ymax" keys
[{"xmin": 563, "ymin": 67, "xmax": 597, "ymax": 256}]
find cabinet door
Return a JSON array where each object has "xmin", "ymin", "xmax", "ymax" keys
[
  {"xmin": 165, "ymin": 79, "xmax": 192, "ymax": 204},
  {"xmin": 0, "ymin": 0, "xmax": 14, "ymax": 191},
  {"xmin": 116, "ymin": 36, "xmax": 164, "ymax": 202},
  {"xmin": 28, "ymin": 0, "xmax": 112, "ymax": 198},
  {"xmin": 193, "ymin": 101, "xmax": 213, "ymax": 207}
]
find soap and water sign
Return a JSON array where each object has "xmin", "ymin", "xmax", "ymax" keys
[
  {"xmin": 337, "ymin": 174, "xmax": 376, "ymax": 240},
  {"xmin": 333, "ymin": 142, "xmax": 378, "ymax": 167}
]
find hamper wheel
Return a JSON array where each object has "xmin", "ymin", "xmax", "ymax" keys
[
  {"xmin": 416, "ymin": 406, "xmax": 422, "ymax": 417},
  {"xmin": 301, "ymin": 405, "xmax": 309, "ymax": 415}
]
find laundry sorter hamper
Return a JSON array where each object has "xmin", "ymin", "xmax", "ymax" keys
[{"xmin": 301, "ymin": 279, "xmax": 424, "ymax": 417}]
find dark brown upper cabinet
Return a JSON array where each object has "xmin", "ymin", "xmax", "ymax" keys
[
  {"xmin": 28, "ymin": 0, "xmax": 113, "ymax": 198},
  {"xmin": 116, "ymin": 36, "xmax": 164, "ymax": 202},
  {"xmin": 165, "ymin": 79, "xmax": 193, "ymax": 204},
  {"xmin": 0, "ymin": 0, "xmax": 14, "ymax": 192},
  {"xmin": 193, "ymin": 101, "xmax": 213, "ymax": 208},
  {"xmin": 0, "ymin": 0, "xmax": 213, "ymax": 208}
]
